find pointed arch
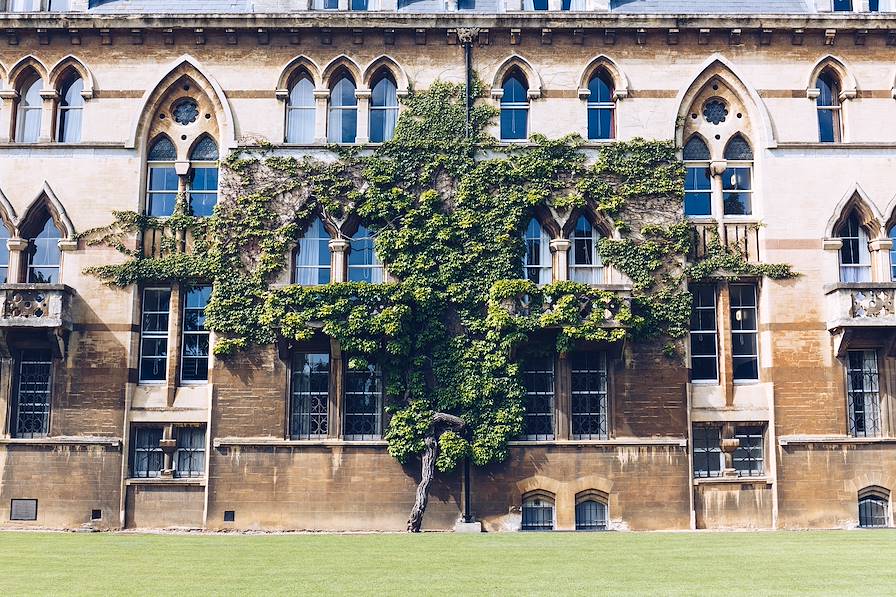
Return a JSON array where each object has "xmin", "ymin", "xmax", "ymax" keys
[
  {"xmin": 189, "ymin": 133, "xmax": 219, "ymax": 161},
  {"xmin": 0, "ymin": 62, "xmax": 7, "ymax": 90},
  {"xmin": 673, "ymin": 54, "xmax": 776, "ymax": 149},
  {"xmin": 562, "ymin": 205, "xmax": 617, "ymax": 240},
  {"xmin": 126, "ymin": 54, "xmax": 235, "ymax": 151},
  {"xmin": 276, "ymin": 55, "xmax": 323, "ymax": 96},
  {"xmin": 529, "ymin": 205, "xmax": 561, "ymax": 239},
  {"xmin": 825, "ymin": 184, "xmax": 884, "ymax": 239},
  {"xmin": 723, "ymin": 133, "xmax": 753, "ymax": 161},
  {"xmin": 362, "ymin": 55, "xmax": 410, "ymax": 97},
  {"xmin": 18, "ymin": 182, "xmax": 75, "ymax": 240},
  {"xmin": 7, "ymin": 55, "xmax": 48, "ymax": 90},
  {"xmin": 807, "ymin": 55, "xmax": 857, "ymax": 100},
  {"xmin": 491, "ymin": 55, "xmax": 543, "ymax": 99},
  {"xmin": 683, "ymin": 133, "xmax": 711, "ymax": 160},
  {"xmin": 0, "ymin": 187, "xmax": 18, "ymax": 233},
  {"xmin": 48, "ymin": 55, "xmax": 96, "ymax": 99},
  {"xmin": 321, "ymin": 55, "xmax": 363, "ymax": 88},
  {"xmin": 577, "ymin": 55, "xmax": 629, "ymax": 99}
]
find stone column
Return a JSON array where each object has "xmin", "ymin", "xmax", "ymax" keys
[
  {"xmin": 160, "ymin": 424, "xmax": 176, "ymax": 478},
  {"xmin": 718, "ymin": 282, "xmax": 735, "ymax": 407},
  {"xmin": 313, "ymin": 89, "xmax": 329, "ymax": 143},
  {"xmin": 869, "ymin": 238, "xmax": 893, "ymax": 282},
  {"xmin": 550, "ymin": 238, "xmax": 571, "ymax": 282},
  {"xmin": 720, "ymin": 422, "xmax": 739, "ymax": 478},
  {"xmin": 7, "ymin": 237, "xmax": 28, "ymax": 283},
  {"xmin": 556, "ymin": 352, "xmax": 571, "ymax": 440},
  {"xmin": 710, "ymin": 160, "xmax": 727, "ymax": 239},
  {"xmin": 166, "ymin": 285, "xmax": 183, "ymax": 407},
  {"xmin": 38, "ymin": 90, "xmax": 58, "ymax": 143},
  {"xmin": 0, "ymin": 90, "xmax": 17, "ymax": 143},
  {"xmin": 329, "ymin": 338, "xmax": 343, "ymax": 439},
  {"xmin": 329, "ymin": 238, "xmax": 350, "ymax": 283},
  {"xmin": 355, "ymin": 89, "xmax": 371, "ymax": 145}
]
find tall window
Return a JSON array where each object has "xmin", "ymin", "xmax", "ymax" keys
[
  {"xmin": 295, "ymin": 218, "xmax": 331, "ymax": 285},
  {"xmin": 174, "ymin": 425, "xmax": 206, "ymax": 478},
  {"xmin": 500, "ymin": 71, "xmax": 529, "ymax": 142},
  {"xmin": 343, "ymin": 361, "xmax": 382, "ymax": 440},
  {"xmin": 847, "ymin": 349, "xmax": 881, "ymax": 438},
  {"xmin": 56, "ymin": 74, "xmax": 83, "ymax": 143},
  {"xmin": 889, "ymin": 225, "xmax": 896, "ymax": 281},
  {"xmin": 722, "ymin": 135, "xmax": 753, "ymax": 216},
  {"xmin": 683, "ymin": 136, "xmax": 711, "ymax": 217},
  {"xmin": 570, "ymin": 352, "xmax": 608, "ymax": 440},
  {"xmin": 139, "ymin": 288, "xmax": 171, "ymax": 382},
  {"xmin": 146, "ymin": 136, "xmax": 178, "ymax": 217},
  {"xmin": 328, "ymin": 73, "xmax": 358, "ymax": 144},
  {"xmin": 569, "ymin": 216, "xmax": 603, "ymax": 284},
  {"xmin": 290, "ymin": 352, "xmax": 329, "ymax": 439},
  {"xmin": 15, "ymin": 72, "xmax": 42, "ymax": 143},
  {"xmin": 370, "ymin": 72, "xmax": 399, "ymax": 143},
  {"xmin": 188, "ymin": 136, "xmax": 219, "ymax": 217},
  {"xmin": 523, "ymin": 218, "xmax": 551, "ymax": 285},
  {"xmin": 575, "ymin": 499, "xmax": 608, "ymax": 531},
  {"xmin": 130, "ymin": 427, "xmax": 163, "ymax": 478},
  {"xmin": 26, "ymin": 216, "xmax": 62, "ymax": 283},
  {"xmin": 833, "ymin": 0, "xmax": 853, "ymax": 9},
  {"xmin": 11, "ymin": 349, "xmax": 53, "ymax": 438},
  {"xmin": 692, "ymin": 425, "xmax": 722, "ymax": 478},
  {"xmin": 181, "ymin": 285, "xmax": 211, "ymax": 382},
  {"xmin": 859, "ymin": 491, "xmax": 889, "ymax": 528},
  {"xmin": 521, "ymin": 493, "xmax": 554, "ymax": 531},
  {"xmin": 0, "ymin": 224, "xmax": 10, "ymax": 283},
  {"xmin": 521, "ymin": 356, "xmax": 554, "ymax": 441},
  {"xmin": 730, "ymin": 284, "xmax": 758, "ymax": 382},
  {"xmin": 587, "ymin": 70, "xmax": 615, "ymax": 140},
  {"xmin": 690, "ymin": 285, "xmax": 718, "ymax": 382},
  {"xmin": 733, "ymin": 425, "xmax": 765, "ymax": 476},
  {"xmin": 837, "ymin": 214, "xmax": 871, "ymax": 283},
  {"xmin": 286, "ymin": 72, "xmax": 315, "ymax": 144},
  {"xmin": 816, "ymin": 70, "xmax": 842, "ymax": 143},
  {"xmin": 348, "ymin": 225, "xmax": 383, "ymax": 283}
]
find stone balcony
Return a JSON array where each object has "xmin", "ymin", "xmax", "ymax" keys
[
  {"xmin": 0, "ymin": 284, "xmax": 74, "ymax": 331},
  {"xmin": 501, "ymin": 284, "xmax": 632, "ymax": 329},
  {"xmin": 825, "ymin": 283, "xmax": 896, "ymax": 355}
]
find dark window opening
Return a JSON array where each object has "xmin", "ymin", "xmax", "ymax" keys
[
  {"xmin": 291, "ymin": 352, "xmax": 330, "ymax": 439},
  {"xmin": 11, "ymin": 349, "xmax": 53, "ymax": 438},
  {"xmin": 575, "ymin": 500, "xmax": 608, "ymax": 531},
  {"xmin": 521, "ymin": 356, "xmax": 554, "ymax": 441},
  {"xmin": 521, "ymin": 495, "xmax": 554, "ymax": 530}
]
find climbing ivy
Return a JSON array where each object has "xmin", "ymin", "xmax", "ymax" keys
[{"xmin": 84, "ymin": 79, "xmax": 795, "ymax": 520}]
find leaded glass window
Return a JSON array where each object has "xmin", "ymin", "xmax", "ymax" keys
[
  {"xmin": 139, "ymin": 288, "xmax": 171, "ymax": 382},
  {"xmin": 692, "ymin": 425, "xmax": 722, "ymax": 478},
  {"xmin": 523, "ymin": 218, "xmax": 551, "ymax": 285},
  {"xmin": 147, "ymin": 136, "xmax": 178, "ymax": 217},
  {"xmin": 181, "ymin": 286, "xmax": 211, "ymax": 382},
  {"xmin": 690, "ymin": 285, "xmax": 718, "ymax": 382},
  {"xmin": 291, "ymin": 352, "xmax": 329, "ymax": 439},
  {"xmin": 328, "ymin": 74, "xmax": 358, "ymax": 144},
  {"xmin": 500, "ymin": 72, "xmax": 528, "ymax": 142},
  {"xmin": 859, "ymin": 493, "xmax": 889, "ymax": 528},
  {"xmin": 847, "ymin": 350, "xmax": 881, "ymax": 438},
  {"xmin": 344, "ymin": 362, "xmax": 383, "ymax": 440},
  {"xmin": 174, "ymin": 425, "xmax": 206, "ymax": 478},
  {"xmin": 57, "ymin": 74, "xmax": 84, "ymax": 143},
  {"xmin": 188, "ymin": 136, "xmax": 218, "ymax": 217},
  {"xmin": 587, "ymin": 70, "xmax": 615, "ymax": 141},
  {"xmin": 816, "ymin": 71, "xmax": 842, "ymax": 143},
  {"xmin": 348, "ymin": 225, "xmax": 383, "ymax": 283},
  {"xmin": 130, "ymin": 426, "xmax": 163, "ymax": 478},
  {"xmin": 733, "ymin": 425, "xmax": 764, "ymax": 476},
  {"xmin": 571, "ymin": 352, "xmax": 608, "ymax": 440},
  {"xmin": 11, "ymin": 349, "xmax": 52, "ymax": 438},
  {"xmin": 286, "ymin": 73, "xmax": 315, "ymax": 144},
  {"xmin": 15, "ymin": 73, "xmax": 42, "ymax": 143},
  {"xmin": 837, "ymin": 213, "xmax": 871, "ymax": 283},
  {"xmin": 521, "ymin": 356, "xmax": 554, "ymax": 441},
  {"xmin": 370, "ymin": 73, "xmax": 398, "ymax": 143},
  {"xmin": 569, "ymin": 216, "xmax": 603, "ymax": 284},
  {"xmin": 575, "ymin": 500, "xmax": 608, "ymax": 531},
  {"xmin": 26, "ymin": 217, "xmax": 61, "ymax": 283},
  {"xmin": 295, "ymin": 218, "xmax": 331, "ymax": 285},
  {"xmin": 730, "ymin": 284, "xmax": 759, "ymax": 382},
  {"xmin": 521, "ymin": 494, "xmax": 554, "ymax": 530}
]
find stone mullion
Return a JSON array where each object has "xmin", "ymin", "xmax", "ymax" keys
[
  {"xmin": 0, "ymin": 356, "xmax": 13, "ymax": 436},
  {"xmin": 38, "ymin": 90, "xmax": 58, "ymax": 144},
  {"xmin": 718, "ymin": 282, "xmax": 734, "ymax": 407},
  {"xmin": 329, "ymin": 338, "xmax": 343, "ymax": 440},
  {"xmin": 555, "ymin": 352, "xmax": 570, "ymax": 441},
  {"xmin": 869, "ymin": 238, "xmax": 893, "ymax": 282},
  {"xmin": 550, "ymin": 238, "xmax": 570, "ymax": 283},
  {"xmin": 166, "ymin": 285, "xmax": 183, "ymax": 407},
  {"xmin": 0, "ymin": 90, "xmax": 18, "ymax": 143},
  {"xmin": 329, "ymin": 238, "xmax": 349, "ymax": 283},
  {"xmin": 313, "ymin": 90, "xmax": 329, "ymax": 144},
  {"xmin": 355, "ymin": 89, "xmax": 371, "ymax": 145},
  {"xmin": 7, "ymin": 237, "xmax": 29, "ymax": 283}
]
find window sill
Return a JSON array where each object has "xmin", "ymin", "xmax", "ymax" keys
[
  {"xmin": 693, "ymin": 476, "xmax": 771, "ymax": 486},
  {"xmin": 213, "ymin": 437, "xmax": 388, "ymax": 448},
  {"xmin": 507, "ymin": 437, "xmax": 687, "ymax": 447},
  {"xmin": 126, "ymin": 477, "xmax": 206, "ymax": 486},
  {"xmin": 779, "ymin": 435, "xmax": 896, "ymax": 446},
  {"xmin": 0, "ymin": 436, "xmax": 121, "ymax": 447}
]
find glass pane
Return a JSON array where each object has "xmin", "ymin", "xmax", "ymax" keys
[{"xmin": 587, "ymin": 107, "xmax": 614, "ymax": 141}]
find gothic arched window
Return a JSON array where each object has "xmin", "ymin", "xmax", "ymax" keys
[
  {"xmin": 500, "ymin": 70, "xmax": 529, "ymax": 142},
  {"xmin": 817, "ymin": 70, "xmax": 842, "ymax": 143},
  {"xmin": 57, "ymin": 73, "xmax": 84, "ymax": 143},
  {"xmin": 26, "ymin": 215, "xmax": 62, "ymax": 283},
  {"xmin": 295, "ymin": 218, "xmax": 331, "ymax": 285},
  {"xmin": 328, "ymin": 73, "xmax": 358, "ymax": 144},
  {"xmin": 523, "ymin": 217, "xmax": 551, "ymax": 285},
  {"xmin": 587, "ymin": 70, "xmax": 615, "ymax": 140},
  {"xmin": 15, "ymin": 72, "xmax": 42, "ymax": 143},
  {"xmin": 569, "ymin": 215, "xmax": 604, "ymax": 284},
  {"xmin": 286, "ymin": 71, "xmax": 315, "ymax": 144},
  {"xmin": 370, "ymin": 72, "xmax": 399, "ymax": 143}
]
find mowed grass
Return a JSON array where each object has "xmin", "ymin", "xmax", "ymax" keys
[{"xmin": 1, "ymin": 530, "xmax": 894, "ymax": 596}]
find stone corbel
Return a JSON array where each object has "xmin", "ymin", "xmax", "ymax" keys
[
  {"xmin": 490, "ymin": 88, "xmax": 504, "ymax": 101},
  {"xmin": 806, "ymin": 87, "xmax": 821, "ymax": 100},
  {"xmin": 822, "ymin": 238, "xmax": 844, "ymax": 251},
  {"xmin": 57, "ymin": 239, "xmax": 78, "ymax": 252},
  {"xmin": 839, "ymin": 89, "xmax": 857, "ymax": 101},
  {"xmin": 710, "ymin": 160, "xmax": 727, "ymax": 176},
  {"xmin": 527, "ymin": 89, "xmax": 541, "ymax": 100},
  {"xmin": 274, "ymin": 88, "xmax": 289, "ymax": 101},
  {"xmin": 870, "ymin": 238, "xmax": 894, "ymax": 252},
  {"xmin": 174, "ymin": 161, "xmax": 190, "ymax": 176}
]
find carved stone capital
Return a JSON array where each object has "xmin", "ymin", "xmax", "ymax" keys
[{"xmin": 456, "ymin": 27, "xmax": 480, "ymax": 44}]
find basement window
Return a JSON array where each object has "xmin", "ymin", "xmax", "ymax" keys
[{"xmin": 10, "ymin": 499, "xmax": 38, "ymax": 521}]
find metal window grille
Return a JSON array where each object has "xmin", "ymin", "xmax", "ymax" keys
[
  {"xmin": 575, "ymin": 500, "xmax": 608, "ymax": 531},
  {"xmin": 689, "ymin": 285, "xmax": 718, "ymax": 381},
  {"xmin": 181, "ymin": 286, "xmax": 212, "ymax": 382},
  {"xmin": 859, "ymin": 496, "xmax": 888, "ymax": 528},
  {"xmin": 521, "ymin": 497, "xmax": 554, "ymax": 530},
  {"xmin": 174, "ymin": 426, "xmax": 206, "ymax": 478},
  {"xmin": 139, "ymin": 288, "xmax": 171, "ymax": 382},
  {"xmin": 571, "ymin": 352, "xmax": 608, "ymax": 440},
  {"xmin": 730, "ymin": 284, "xmax": 759, "ymax": 382},
  {"xmin": 847, "ymin": 350, "xmax": 882, "ymax": 438},
  {"xmin": 291, "ymin": 352, "xmax": 329, "ymax": 439},
  {"xmin": 130, "ymin": 427, "xmax": 163, "ymax": 478},
  {"xmin": 12, "ymin": 349, "xmax": 53, "ymax": 438},
  {"xmin": 692, "ymin": 425, "xmax": 722, "ymax": 478},
  {"xmin": 733, "ymin": 425, "xmax": 765, "ymax": 477},
  {"xmin": 344, "ymin": 363, "xmax": 382, "ymax": 440},
  {"xmin": 521, "ymin": 357, "xmax": 554, "ymax": 440}
]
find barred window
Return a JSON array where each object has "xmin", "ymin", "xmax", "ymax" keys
[
  {"xmin": 733, "ymin": 425, "xmax": 765, "ymax": 477},
  {"xmin": 175, "ymin": 425, "xmax": 206, "ymax": 478},
  {"xmin": 139, "ymin": 288, "xmax": 171, "ymax": 382},
  {"xmin": 521, "ymin": 356, "xmax": 554, "ymax": 441},
  {"xmin": 571, "ymin": 352, "xmax": 608, "ymax": 440},
  {"xmin": 11, "ymin": 349, "xmax": 53, "ymax": 438},
  {"xmin": 847, "ymin": 350, "xmax": 882, "ymax": 438},
  {"xmin": 575, "ymin": 499, "xmax": 608, "ymax": 531},
  {"xmin": 730, "ymin": 283, "xmax": 759, "ymax": 382},
  {"xmin": 291, "ymin": 352, "xmax": 329, "ymax": 439},
  {"xmin": 859, "ymin": 490, "xmax": 889, "ymax": 528},
  {"xmin": 692, "ymin": 425, "xmax": 722, "ymax": 478},
  {"xmin": 130, "ymin": 426, "xmax": 163, "ymax": 478},
  {"xmin": 344, "ymin": 362, "xmax": 382, "ymax": 440},
  {"xmin": 521, "ymin": 494, "xmax": 554, "ymax": 531},
  {"xmin": 523, "ymin": 218, "xmax": 551, "ymax": 285},
  {"xmin": 181, "ymin": 286, "xmax": 212, "ymax": 382},
  {"xmin": 689, "ymin": 285, "xmax": 718, "ymax": 382}
]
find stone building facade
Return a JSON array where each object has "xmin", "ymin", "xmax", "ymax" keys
[{"xmin": 1, "ymin": 0, "xmax": 896, "ymax": 532}]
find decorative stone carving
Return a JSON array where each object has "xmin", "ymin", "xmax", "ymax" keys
[{"xmin": 850, "ymin": 290, "xmax": 895, "ymax": 319}]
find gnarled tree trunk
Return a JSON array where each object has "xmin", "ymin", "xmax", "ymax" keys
[{"xmin": 407, "ymin": 412, "xmax": 464, "ymax": 533}]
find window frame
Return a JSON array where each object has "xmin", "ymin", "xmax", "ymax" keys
[
  {"xmin": 294, "ymin": 218, "xmax": 332, "ymax": 286},
  {"xmin": 586, "ymin": 70, "xmax": 615, "ymax": 141},
  {"xmin": 145, "ymin": 158, "xmax": 179, "ymax": 219},
  {"xmin": 139, "ymin": 287, "xmax": 172, "ymax": 384},
  {"xmin": 521, "ymin": 494, "xmax": 555, "ymax": 531},
  {"xmin": 55, "ymin": 73, "xmax": 84, "ymax": 143},
  {"xmin": 347, "ymin": 225, "xmax": 384, "ymax": 284},
  {"xmin": 499, "ymin": 72, "xmax": 529, "ymax": 143},
  {"xmin": 285, "ymin": 71, "xmax": 316, "ymax": 144},
  {"xmin": 733, "ymin": 424, "xmax": 765, "ymax": 477},
  {"xmin": 570, "ymin": 351, "xmax": 608, "ymax": 440},
  {"xmin": 174, "ymin": 425, "xmax": 207, "ymax": 478},
  {"xmin": 568, "ymin": 216, "xmax": 604, "ymax": 285},
  {"xmin": 523, "ymin": 217, "xmax": 551, "ymax": 285},
  {"xmin": 730, "ymin": 283, "xmax": 759, "ymax": 383},
  {"xmin": 129, "ymin": 425, "xmax": 164, "ymax": 479},
  {"xmin": 520, "ymin": 356, "xmax": 555, "ymax": 441},
  {"xmin": 837, "ymin": 214, "xmax": 872, "ymax": 283},
  {"xmin": 692, "ymin": 424, "xmax": 723, "ymax": 479},
  {"xmin": 816, "ymin": 71, "xmax": 842, "ymax": 144},
  {"xmin": 846, "ymin": 349, "xmax": 882, "ymax": 438},
  {"xmin": 689, "ymin": 285, "xmax": 719, "ymax": 383},
  {"xmin": 290, "ymin": 351, "xmax": 330, "ymax": 440},
  {"xmin": 15, "ymin": 73, "xmax": 42, "ymax": 144},
  {"xmin": 575, "ymin": 498, "xmax": 608, "ymax": 531},
  {"xmin": 180, "ymin": 285, "xmax": 212, "ymax": 384},
  {"xmin": 369, "ymin": 72, "xmax": 399, "ymax": 144},
  {"xmin": 343, "ymin": 361, "xmax": 383, "ymax": 441},
  {"xmin": 25, "ymin": 216, "xmax": 62, "ymax": 284},
  {"xmin": 327, "ymin": 74, "xmax": 358, "ymax": 145},
  {"xmin": 10, "ymin": 348, "xmax": 53, "ymax": 439},
  {"xmin": 858, "ymin": 493, "xmax": 890, "ymax": 529}
]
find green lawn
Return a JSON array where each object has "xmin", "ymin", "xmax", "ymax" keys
[{"xmin": 1, "ymin": 530, "xmax": 894, "ymax": 596}]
